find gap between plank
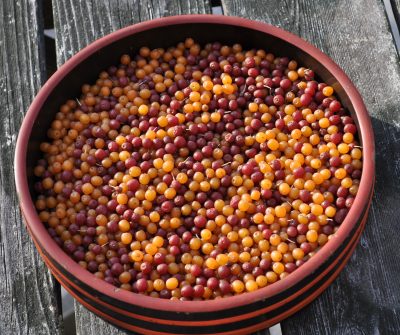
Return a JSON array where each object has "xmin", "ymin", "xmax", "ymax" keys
[
  {"xmin": 383, "ymin": 0, "xmax": 400, "ymax": 58},
  {"xmin": 211, "ymin": 0, "xmax": 224, "ymax": 14}
]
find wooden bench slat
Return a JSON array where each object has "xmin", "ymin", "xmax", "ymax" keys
[
  {"xmin": 0, "ymin": 0, "xmax": 62, "ymax": 334},
  {"xmin": 221, "ymin": 0, "xmax": 400, "ymax": 334},
  {"xmin": 394, "ymin": 0, "xmax": 400, "ymax": 25},
  {"xmin": 52, "ymin": 1, "xmax": 212, "ymax": 333},
  {"xmin": 388, "ymin": 0, "xmax": 400, "ymax": 54},
  {"xmin": 53, "ymin": 0, "xmax": 212, "ymax": 66}
]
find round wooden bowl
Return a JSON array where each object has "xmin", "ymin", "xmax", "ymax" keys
[{"xmin": 15, "ymin": 15, "xmax": 375, "ymax": 335}]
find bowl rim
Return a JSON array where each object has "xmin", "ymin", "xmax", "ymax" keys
[{"xmin": 15, "ymin": 14, "xmax": 375, "ymax": 313}]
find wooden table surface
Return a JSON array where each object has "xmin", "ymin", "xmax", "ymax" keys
[{"xmin": 1, "ymin": 0, "xmax": 400, "ymax": 334}]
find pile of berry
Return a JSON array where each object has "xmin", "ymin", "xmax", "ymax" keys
[{"xmin": 34, "ymin": 38, "xmax": 362, "ymax": 300}]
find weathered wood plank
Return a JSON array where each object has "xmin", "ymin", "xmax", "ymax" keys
[
  {"xmin": 0, "ymin": 0, "xmax": 63, "ymax": 334},
  {"xmin": 222, "ymin": 0, "xmax": 400, "ymax": 334},
  {"xmin": 53, "ymin": 0, "xmax": 212, "ymax": 67},
  {"xmin": 52, "ymin": 1, "xmax": 212, "ymax": 333},
  {"xmin": 387, "ymin": 0, "xmax": 400, "ymax": 56},
  {"xmin": 393, "ymin": 0, "xmax": 400, "ymax": 28}
]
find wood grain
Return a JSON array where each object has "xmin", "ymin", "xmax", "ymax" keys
[
  {"xmin": 0, "ymin": 0, "xmax": 63, "ymax": 334},
  {"xmin": 52, "ymin": 1, "xmax": 211, "ymax": 333},
  {"xmin": 222, "ymin": 0, "xmax": 400, "ymax": 334},
  {"xmin": 387, "ymin": 0, "xmax": 400, "ymax": 56},
  {"xmin": 394, "ymin": 0, "xmax": 400, "ymax": 26},
  {"xmin": 53, "ymin": 0, "xmax": 212, "ymax": 67}
]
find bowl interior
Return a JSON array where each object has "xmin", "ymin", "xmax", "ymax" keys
[{"xmin": 26, "ymin": 22, "xmax": 358, "ymax": 195}]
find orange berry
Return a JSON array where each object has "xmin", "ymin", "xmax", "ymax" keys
[
  {"xmin": 232, "ymin": 280, "xmax": 245, "ymax": 293},
  {"xmin": 245, "ymin": 280, "xmax": 258, "ymax": 292},
  {"xmin": 166, "ymin": 277, "xmax": 179, "ymax": 290},
  {"xmin": 267, "ymin": 139, "xmax": 279, "ymax": 150},
  {"xmin": 322, "ymin": 86, "xmax": 334, "ymax": 96}
]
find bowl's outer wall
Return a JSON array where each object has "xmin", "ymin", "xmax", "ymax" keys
[{"xmin": 27, "ymin": 23, "xmax": 351, "ymax": 194}]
